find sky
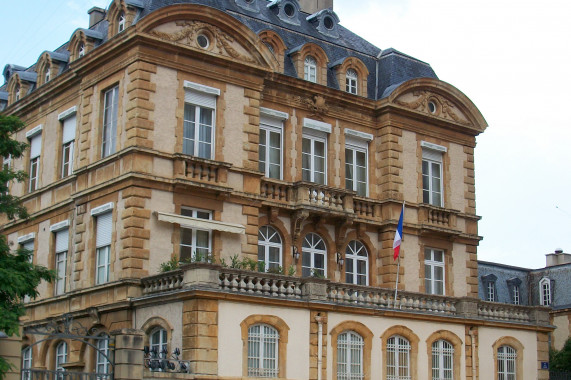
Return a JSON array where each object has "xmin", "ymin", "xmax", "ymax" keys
[{"xmin": 1, "ymin": 0, "xmax": 570, "ymax": 269}]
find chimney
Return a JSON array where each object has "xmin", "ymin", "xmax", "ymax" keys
[
  {"xmin": 88, "ymin": 7, "xmax": 106, "ymax": 28},
  {"xmin": 298, "ymin": 0, "xmax": 333, "ymax": 14},
  {"xmin": 546, "ymin": 248, "xmax": 571, "ymax": 267}
]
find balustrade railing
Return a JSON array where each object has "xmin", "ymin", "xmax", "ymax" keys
[
  {"xmin": 141, "ymin": 270, "xmax": 184, "ymax": 295},
  {"xmin": 22, "ymin": 370, "xmax": 111, "ymax": 380},
  {"xmin": 260, "ymin": 179, "xmax": 290, "ymax": 202},
  {"xmin": 419, "ymin": 205, "xmax": 457, "ymax": 228},
  {"xmin": 353, "ymin": 197, "xmax": 377, "ymax": 218},
  {"xmin": 219, "ymin": 269, "xmax": 302, "ymax": 299},
  {"xmin": 174, "ymin": 155, "xmax": 230, "ymax": 185},
  {"xmin": 477, "ymin": 301, "xmax": 532, "ymax": 323},
  {"xmin": 304, "ymin": 184, "xmax": 346, "ymax": 210}
]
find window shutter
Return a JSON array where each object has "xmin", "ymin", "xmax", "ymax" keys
[
  {"xmin": 55, "ymin": 229, "xmax": 69, "ymax": 253},
  {"xmin": 184, "ymin": 90, "xmax": 216, "ymax": 109},
  {"xmin": 96, "ymin": 212, "xmax": 112, "ymax": 248},
  {"xmin": 22, "ymin": 241, "xmax": 34, "ymax": 252},
  {"xmin": 422, "ymin": 148, "xmax": 442, "ymax": 162},
  {"xmin": 30, "ymin": 134, "xmax": 42, "ymax": 158},
  {"xmin": 62, "ymin": 115, "xmax": 76, "ymax": 143}
]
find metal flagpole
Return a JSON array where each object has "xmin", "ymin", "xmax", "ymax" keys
[{"xmin": 393, "ymin": 201, "xmax": 405, "ymax": 308}]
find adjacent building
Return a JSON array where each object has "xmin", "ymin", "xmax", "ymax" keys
[{"xmin": 0, "ymin": 0, "xmax": 553, "ymax": 379}]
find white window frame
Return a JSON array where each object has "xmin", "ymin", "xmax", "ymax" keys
[
  {"xmin": 337, "ymin": 331, "xmax": 364, "ymax": 380},
  {"xmin": 149, "ymin": 327, "xmax": 168, "ymax": 371},
  {"xmin": 55, "ymin": 341, "xmax": 67, "ymax": 375},
  {"xmin": 45, "ymin": 66, "xmax": 51, "ymax": 83},
  {"xmin": 21, "ymin": 347, "xmax": 32, "ymax": 380},
  {"xmin": 59, "ymin": 107, "xmax": 77, "ymax": 178},
  {"xmin": 539, "ymin": 277, "xmax": 551, "ymax": 306},
  {"xmin": 304, "ymin": 55, "xmax": 317, "ymax": 82},
  {"xmin": 96, "ymin": 335, "xmax": 111, "ymax": 378},
  {"xmin": 102, "ymin": 86, "xmax": 119, "ymax": 158},
  {"xmin": 497, "ymin": 345, "xmax": 516, "ymax": 380},
  {"xmin": 118, "ymin": 12, "xmax": 126, "ymax": 32},
  {"xmin": 345, "ymin": 135, "xmax": 369, "ymax": 197},
  {"xmin": 345, "ymin": 68, "xmax": 358, "ymax": 94},
  {"xmin": 92, "ymin": 206, "xmax": 113, "ymax": 285},
  {"xmin": 302, "ymin": 130, "xmax": 327, "ymax": 185},
  {"xmin": 486, "ymin": 281, "xmax": 496, "ymax": 302},
  {"xmin": 259, "ymin": 108, "xmax": 287, "ymax": 180},
  {"xmin": 345, "ymin": 240, "xmax": 368, "ymax": 286},
  {"xmin": 55, "ymin": 248, "xmax": 67, "ymax": 296},
  {"xmin": 78, "ymin": 44, "xmax": 86, "ymax": 58},
  {"xmin": 27, "ymin": 125, "xmax": 43, "ymax": 192},
  {"xmin": 180, "ymin": 208, "xmax": 212, "ymax": 262},
  {"xmin": 182, "ymin": 81, "xmax": 219, "ymax": 160},
  {"xmin": 512, "ymin": 284, "xmax": 520, "ymax": 305},
  {"xmin": 258, "ymin": 225, "xmax": 282, "ymax": 271},
  {"xmin": 386, "ymin": 335, "xmax": 410, "ymax": 380},
  {"xmin": 302, "ymin": 233, "xmax": 327, "ymax": 278},
  {"xmin": 431, "ymin": 339, "xmax": 454, "ymax": 380},
  {"xmin": 424, "ymin": 248, "xmax": 445, "ymax": 295},
  {"xmin": 247, "ymin": 324, "xmax": 279, "ymax": 378},
  {"xmin": 421, "ymin": 142, "xmax": 446, "ymax": 207}
]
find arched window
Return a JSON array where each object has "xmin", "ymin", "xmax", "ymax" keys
[
  {"xmin": 78, "ymin": 43, "xmax": 86, "ymax": 58},
  {"xmin": 96, "ymin": 334, "xmax": 111, "ymax": 379},
  {"xmin": 304, "ymin": 56, "xmax": 317, "ymax": 83},
  {"xmin": 337, "ymin": 331, "xmax": 364, "ymax": 379},
  {"xmin": 258, "ymin": 226, "xmax": 282, "ymax": 271},
  {"xmin": 386, "ymin": 335, "xmax": 410, "ymax": 380},
  {"xmin": 15, "ymin": 85, "xmax": 20, "ymax": 101},
  {"xmin": 247, "ymin": 324, "xmax": 279, "ymax": 378},
  {"xmin": 346, "ymin": 68, "xmax": 358, "ymax": 94},
  {"xmin": 149, "ymin": 327, "xmax": 168, "ymax": 372},
  {"xmin": 539, "ymin": 277, "xmax": 551, "ymax": 306},
  {"xmin": 21, "ymin": 347, "xmax": 32, "ymax": 380},
  {"xmin": 497, "ymin": 345, "xmax": 516, "ymax": 380},
  {"xmin": 55, "ymin": 342, "xmax": 67, "ymax": 379},
  {"xmin": 45, "ymin": 66, "xmax": 51, "ymax": 84},
  {"xmin": 345, "ymin": 240, "xmax": 368, "ymax": 286},
  {"xmin": 302, "ymin": 233, "xmax": 326, "ymax": 277},
  {"xmin": 118, "ymin": 12, "xmax": 126, "ymax": 32},
  {"xmin": 431, "ymin": 339, "xmax": 453, "ymax": 380}
]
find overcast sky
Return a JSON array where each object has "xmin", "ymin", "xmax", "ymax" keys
[{"xmin": 1, "ymin": 0, "xmax": 570, "ymax": 269}]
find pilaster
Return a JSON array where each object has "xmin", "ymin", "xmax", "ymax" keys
[
  {"xmin": 126, "ymin": 62, "xmax": 157, "ymax": 150},
  {"xmin": 243, "ymin": 88, "xmax": 261, "ymax": 171},
  {"xmin": 182, "ymin": 299, "xmax": 218, "ymax": 376},
  {"xmin": 119, "ymin": 186, "xmax": 151, "ymax": 278}
]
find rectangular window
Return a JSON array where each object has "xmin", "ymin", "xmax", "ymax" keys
[
  {"xmin": 28, "ymin": 129, "xmax": 42, "ymax": 192},
  {"xmin": 422, "ymin": 143, "xmax": 445, "ymax": 207},
  {"xmin": 102, "ymin": 86, "xmax": 119, "ymax": 158},
  {"xmin": 183, "ymin": 82, "xmax": 219, "ymax": 160},
  {"xmin": 512, "ymin": 285, "xmax": 520, "ymax": 305},
  {"xmin": 302, "ymin": 134, "xmax": 326, "ymax": 184},
  {"xmin": 54, "ymin": 228, "xmax": 69, "ymax": 295},
  {"xmin": 540, "ymin": 278, "xmax": 551, "ymax": 306},
  {"xmin": 95, "ymin": 212, "xmax": 112, "ymax": 284},
  {"xmin": 486, "ymin": 282, "xmax": 495, "ymax": 302},
  {"xmin": 180, "ymin": 208, "xmax": 211, "ymax": 262},
  {"xmin": 59, "ymin": 109, "xmax": 76, "ymax": 177},
  {"xmin": 259, "ymin": 119, "xmax": 283, "ymax": 179},
  {"xmin": 19, "ymin": 236, "xmax": 35, "ymax": 303},
  {"xmin": 345, "ymin": 144, "xmax": 368, "ymax": 197},
  {"xmin": 424, "ymin": 248, "xmax": 445, "ymax": 295}
]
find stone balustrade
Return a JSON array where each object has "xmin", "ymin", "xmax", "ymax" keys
[
  {"xmin": 138, "ymin": 263, "xmax": 549, "ymax": 326},
  {"xmin": 418, "ymin": 204, "xmax": 458, "ymax": 229},
  {"xmin": 173, "ymin": 155, "xmax": 230, "ymax": 185},
  {"xmin": 260, "ymin": 179, "xmax": 291, "ymax": 202}
]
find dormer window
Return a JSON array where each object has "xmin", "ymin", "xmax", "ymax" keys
[
  {"xmin": 44, "ymin": 67, "xmax": 50, "ymax": 83},
  {"xmin": 304, "ymin": 56, "xmax": 317, "ymax": 83},
  {"xmin": 346, "ymin": 68, "xmax": 357, "ymax": 94},
  {"xmin": 307, "ymin": 9, "xmax": 340, "ymax": 38},
  {"xmin": 268, "ymin": 0, "xmax": 300, "ymax": 25},
  {"xmin": 323, "ymin": 16, "xmax": 334, "ymax": 30},
  {"xmin": 78, "ymin": 43, "xmax": 86, "ymax": 58},
  {"xmin": 284, "ymin": 3, "xmax": 295, "ymax": 17},
  {"xmin": 118, "ymin": 13, "xmax": 126, "ymax": 32}
]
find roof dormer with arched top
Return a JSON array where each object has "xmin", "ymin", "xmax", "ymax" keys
[
  {"xmin": 107, "ymin": 0, "xmax": 144, "ymax": 39},
  {"xmin": 68, "ymin": 28, "xmax": 104, "ymax": 62}
]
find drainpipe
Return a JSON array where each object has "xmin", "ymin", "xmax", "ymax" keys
[
  {"xmin": 468, "ymin": 327, "xmax": 477, "ymax": 380},
  {"xmin": 315, "ymin": 314, "xmax": 323, "ymax": 380},
  {"xmin": 374, "ymin": 49, "xmax": 383, "ymax": 100}
]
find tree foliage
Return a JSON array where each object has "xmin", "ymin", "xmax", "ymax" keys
[
  {"xmin": 550, "ymin": 338, "xmax": 571, "ymax": 371},
  {"xmin": 0, "ymin": 115, "xmax": 56, "ymax": 379}
]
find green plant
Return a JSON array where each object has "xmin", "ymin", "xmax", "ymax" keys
[
  {"xmin": 230, "ymin": 254, "xmax": 242, "ymax": 269},
  {"xmin": 267, "ymin": 265, "xmax": 285, "ymax": 275},
  {"xmin": 311, "ymin": 268, "xmax": 325, "ymax": 278},
  {"xmin": 287, "ymin": 265, "xmax": 296, "ymax": 276},
  {"xmin": 257, "ymin": 260, "xmax": 266, "ymax": 272},
  {"xmin": 159, "ymin": 255, "xmax": 180, "ymax": 272},
  {"xmin": 242, "ymin": 257, "xmax": 257, "ymax": 271},
  {"xmin": 220, "ymin": 258, "xmax": 228, "ymax": 267}
]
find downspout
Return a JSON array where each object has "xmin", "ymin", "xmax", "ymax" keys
[
  {"xmin": 315, "ymin": 314, "xmax": 323, "ymax": 380},
  {"xmin": 374, "ymin": 49, "xmax": 383, "ymax": 100},
  {"xmin": 468, "ymin": 327, "xmax": 477, "ymax": 380}
]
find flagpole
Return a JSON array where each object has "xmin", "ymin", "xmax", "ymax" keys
[{"xmin": 393, "ymin": 201, "xmax": 405, "ymax": 308}]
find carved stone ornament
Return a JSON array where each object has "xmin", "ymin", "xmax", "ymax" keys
[
  {"xmin": 149, "ymin": 21, "xmax": 256, "ymax": 64},
  {"xmin": 294, "ymin": 94, "xmax": 329, "ymax": 116},
  {"xmin": 291, "ymin": 210, "xmax": 309, "ymax": 247},
  {"xmin": 394, "ymin": 90, "xmax": 470, "ymax": 126}
]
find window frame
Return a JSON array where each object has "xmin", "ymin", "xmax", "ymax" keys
[
  {"xmin": 95, "ymin": 334, "xmax": 111, "ymax": 379},
  {"xmin": 302, "ymin": 232, "xmax": 327, "ymax": 278},
  {"xmin": 92, "ymin": 205, "xmax": 113, "ymax": 285},
  {"xmin": 345, "ymin": 136, "xmax": 369, "ymax": 197},
  {"xmin": 304, "ymin": 55, "xmax": 317, "ymax": 83},
  {"xmin": 182, "ymin": 81, "xmax": 220, "ymax": 160},
  {"xmin": 431, "ymin": 339, "xmax": 454, "ymax": 380},
  {"xmin": 258, "ymin": 225, "xmax": 283, "ymax": 271},
  {"xmin": 539, "ymin": 277, "xmax": 551, "ymax": 306},
  {"xmin": 21, "ymin": 347, "xmax": 32, "ymax": 380},
  {"xmin": 345, "ymin": 240, "xmax": 368, "ymax": 286},
  {"xmin": 55, "ymin": 341, "xmax": 67, "ymax": 374},
  {"xmin": 27, "ymin": 127, "xmax": 43, "ymax": 192},
  {"xmin": 424, "ymin": 248, "xmax": 445, "ymax": 295},
  {"xmin": 421, "ymin": 142, "xmax": 446, "ymax": 207},
  {"xmin": 486, "ymin": 281, "xmax": 496, "ymax": 302},
  {"xmin": 102, "ymin": 86, "xmax": 119, "ymax": 158},
  {"xmin": 29, "ymin": 156, "xmax": 39, "ymax": 192},
  {"xmin": 345, "ymin": 68, "xmax": 358, "ymax": 95},
  {"xmin": 149, "ymin": 327, "xmax": 168, "ymax": 371},
  {"xmin": 179, "ymin": 208, "xmax": 212, "ymax": 262},
  {"xmin": 386, "ymin": 335, "xmax": 411, "ymax": 380},
  {"xmin": 259, "ymin": 109, "xmax": 286, "ymax": 180},
  {"xmin": 302, "ymin": 131, "xmax": 327, "ymax": 185},
  {"xmin": 118, "ymin": 12, "xmax": 126, "ymax": 32},
  {"xmin": 58, "ymin": 107, "xmax": 77, "ymax": 178},
  {"xmin": 497, "ymin": 345, "xmax": 517, "ymax": 380},
  {"xmin": 247, "ymin": 323, "xmax": 280, "ymax": 378},
  {"xmin": 337, "ymin": 330, "xmax": 364, "ymax": 380}
]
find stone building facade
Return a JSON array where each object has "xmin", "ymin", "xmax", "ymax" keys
[{"xmin": 0, "ymin": 0, "xmax": 553, "ymax": 379}]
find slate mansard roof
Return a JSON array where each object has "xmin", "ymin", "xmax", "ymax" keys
[{"xmin": 0, "ymin": 0, "xmax": 437, "ymax": 101}]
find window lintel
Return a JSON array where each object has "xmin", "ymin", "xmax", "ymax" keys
[
  {"xmin": 26, "ymin": 125, "xmax": 43, "ymax": 139},
  {"xmin": 91, "ymin": 202, "xmax": 114, "ymax": 216},
  {"xmin": 303, "ymin": 118, "xmax": 331, "ymax": 134},
  {"xmin": 183, "ymin": 81, "xmax": 220, "ymax": 96},
  {"xmin": 50, "ymin": 220, "xmax": 70, "ymax": 232},
  {"xmin": 345, "ymin": 128, "xmax": 373, "ymax": 142},
  {"xmin": 17, "ymin": 233, "xmax": 36, "ymax": 244},
  {"xmin": 58, "ymin": 106, "xmax": 77, "ymax": 121},
  {"xmin": 421, "ymin": 140, "xmax": 447, "ymax": 153},
  {"xmin": 260, "ymin": 107, "xmax": 289, "ymax": 120}
]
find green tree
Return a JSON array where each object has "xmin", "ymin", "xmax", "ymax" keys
[
  {"xmin": 550, "ymin": 338, "xmax": 571, "ymax": 371},
  {"xmin": 0, "ymin": 115, "xmax": 56, "ymax": 379}
]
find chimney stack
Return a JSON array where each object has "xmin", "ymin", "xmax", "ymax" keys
[
  {"xmin": 546, "ymin": 248, "xmax": 571, "ymax": 267},
  {"xmin": 298, "ymin": 0, "xmax": 333, "ymax": 14},
  {"xmin": 88, "ymin": 7, "xmax": 106, "ymax": 28}
]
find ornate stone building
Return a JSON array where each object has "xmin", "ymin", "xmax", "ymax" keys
[{"xmin": 0, "ymin": 0, "xmax": 553, "ymax": 379}]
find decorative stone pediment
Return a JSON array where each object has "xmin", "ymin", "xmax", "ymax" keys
[
  {"xmin": 394, "ymin": 90, "xmax": 471, "ymax": 126},
  {"xmin": 149, "ymin": 20, "xmax": 257, "ymax": 64}
]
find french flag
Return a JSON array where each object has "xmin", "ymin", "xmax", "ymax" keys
[{"xmin": 393, "ymin": 204, "xmax": 404, "ymax": 260}]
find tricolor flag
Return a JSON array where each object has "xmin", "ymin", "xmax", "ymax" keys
[{"xmin": 393, "ymin": 203, "xmax": 404, "ymax": 260}]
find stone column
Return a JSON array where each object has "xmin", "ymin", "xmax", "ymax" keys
[{"xmin": 111, "ymin": 329, "xmax": 144, "ymax": 380}]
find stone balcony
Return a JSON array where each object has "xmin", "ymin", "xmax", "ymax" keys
[{"xmin": 139, "ymin": 263, "xmax": 551, "ymax": 327}]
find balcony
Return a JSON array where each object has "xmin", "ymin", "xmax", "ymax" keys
[
  {"xmin": 139, "ymin": 263, "xmax": 550, "ymax": 326},
  {"xmin": 173, "ymin": 154, "xmax": 232, "ymax": 191}
]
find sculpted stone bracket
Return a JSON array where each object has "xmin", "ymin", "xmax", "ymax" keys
[
  {"xmin": 394, "ymin": 90, "xmax": 470, "ymax": 126},
  {"xmin": 268, "ymin": 206, "xmax": 279, "ymax": 223},
  {"xmin": 291, "ymin": 210, "xmax": 309, "ymax": 247},
  {"xmin": 335, "ymin": 217, "xmax": 354, "ymax": 253}
]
